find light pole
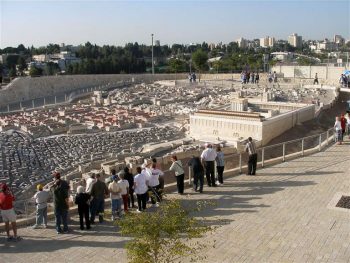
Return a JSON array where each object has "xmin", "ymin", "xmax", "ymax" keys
[{"xmin": 151, "ymin": 34, "xmax": 154, "ymax": 75}]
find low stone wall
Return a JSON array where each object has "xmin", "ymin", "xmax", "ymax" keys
[
  {"xmin": 261, "ymin": 104, "xmax": 316, "ymax": 145},
  {"xmin": 272, "ymin": 65, "xmax": 345, "ymax": 83},
  {"xmin": 0, "ymin": 74, "xmax": 187, "ymax": 108}
]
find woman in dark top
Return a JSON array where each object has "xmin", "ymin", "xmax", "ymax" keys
[
  {"xmin": 75, "ymin": 186, "xmax": 91, "ymax": 230},
  {"xmin": 124, "ymin": 167, "xmax": 135, "ymax": 208}
]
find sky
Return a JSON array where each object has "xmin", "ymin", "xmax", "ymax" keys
[{"xmin": 0, "ymin": 0, "xmax": 349, "ymax": 48}]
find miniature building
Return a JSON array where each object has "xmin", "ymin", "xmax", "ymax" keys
[{"xmin": 190, "ymin": 101, "xmax": 315, "ymax": 146}]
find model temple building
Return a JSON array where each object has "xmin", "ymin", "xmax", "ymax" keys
[{"xmin": 190, "ymin": 96, "xmax": 315, "ymax": 146}]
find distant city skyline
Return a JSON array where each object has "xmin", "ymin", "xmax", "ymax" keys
[{"xmin": 0, "ymin": 0, "xmax": 349, "ymax": 48}]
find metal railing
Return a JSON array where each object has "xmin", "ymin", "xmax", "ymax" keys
[{"xmin": 188, "ymin": 127, "xmax": 336, "ymax": 184}]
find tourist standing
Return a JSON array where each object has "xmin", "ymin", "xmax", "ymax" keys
[
  {"xmin": 255, "ymin": 73, "xmax": 260, "ymax": 84},
  {"xmin": 169, "ymin": 155, "xmax": 185, "ymax": 194},
  {"xmin": 90, "ymin": 173, "xmax": 109, "ymax": 224},
  {"xmin": 251, "ymin": 72, "xmax": 255, "ymax": 84},
  {"xmin": 241, "ymin": 71, "xmax": 246, "ymax": 84},
  {"xmin": 345, "ymin": 112, "xmax": 350, "ymax": 138},
  {"xmin": 245, "ymin": 137, "xmax": 258, "ymax": 175},
  {"xmin": 148, "ymin": 163, "xmax": 163, "ymax": 205},
  {"xmin": 273, "ymin": 71, "xmax": 277, "ymax": 83},
  {"xmin": 118, "ymin": 171, "xmax": 129, "ymax": 213},
  {"xmin": 334, "ymin": 116, "xmax": 342, "ymax": 144},
  {"xmin": 134, "ymin": 167, "xmax": 148, "ymax": 212},
  {"xmin": 246, "ymin": 72, "xmax": 251, "ymax": 83},
  {"xmin": 85, "ymin": 174, "xmax": 96, "ymax": 194},
  {"xmin": 50, "ymin": 172, "xmax": 70, "ymax": 234},
  {"xmin": 74, "ymin": 186, "xmax": 91, "ymax": 230},
  {"xmin": 201, "ymin": 144, "xmax": 217, "ymax": 187},
  {"xmin": 191, "ymin": 73, "xmax": 197, "ymax": 82},
  {"xmin": 313, "ymin": 73, "xmax": 319, "ymax": 85},
  {"xmin": 123, "ymin": 167, "xmax": 135, "ymax": 208},
  {"xmin": 268, "ymin": 72, "xmax": 273, "ymax": 83},
  {"xmin": 188, "ymin": 155, "xmax": 204, "ymax": 193},
  {"xmin": 216, "ymin": 145, "xmax": 225, "ymax": 185},
  {"xmin": 152, "ymin": 158, "xmax": 164, "ymax": 190},
  {"xmin": 108, "ymin": 175, "xmax": 121, "ymax": 220},
  {"xmin": 340, "ymin": 114, "xmax": 347, "ymax": 141},
  {"xmin": 32, "ymin": 184, "xmax": 49, "ymax": 229},
  {"xmin": 0, "ymin": 183, "xmax": 21, "ymax": 241}
]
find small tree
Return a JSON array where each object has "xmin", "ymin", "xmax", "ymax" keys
[
  {"xmin": 9, "ymin": 67, "xmax": 17, "ymax": 78},
  {"xmin": 192, "ymin": 49, "xmax": 208, "ymax": 82},
  {"xmin": 29, "ymin": 66, "xmax": 43, "ymax": 77},
  {"xmin": 118, "ymin": 199, "xmax": 213, "ymax": 263},
  {"xmin": 169, "ymin": 58, "xmax": 185, "ymax": 74}
]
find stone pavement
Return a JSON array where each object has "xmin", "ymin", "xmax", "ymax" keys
[{"xmin": 1, "ymin": 140, "xmax": 350, "ymax": 263}]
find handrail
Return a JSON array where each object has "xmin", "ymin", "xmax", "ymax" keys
[{"xmin": 261, "ymin": 127, "xmax": 334, "ymax": 150}]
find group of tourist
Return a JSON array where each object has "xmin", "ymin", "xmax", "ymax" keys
[
  {"xmin": 241, "ymin": 71, "xmax": 260, "ymax": 84},
  {"xmin": 0, "ymin": 136, "xmax": 259, "ymax": 241},
  {"xmin": 188, "ymin": 73, "xmax": 197, "ymax": 83},
  {"xmin": 334, "ymin": 113, "xmax": 350, "ymax": 144},
  {"xmin": 339, "ymin": 74, "xmax": 349, "ymax": 88},
  {"xmin": 268, "ymin": 71, "xmax": 278, "ymax": 83}
]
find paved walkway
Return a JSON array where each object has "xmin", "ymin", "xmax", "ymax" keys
[{"xmin": 1, "ymin": 140, "xmax": 350, "ymax": 263}]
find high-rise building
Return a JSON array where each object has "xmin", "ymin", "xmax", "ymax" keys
[
  {"xmin": 155, "ymin": 40, "xmax": 160, "ymax": 46},
  {"xmin": 288, "ymin": 33, "xmax": 303, "ymax": 48},
  {"xmin": 260, "ymin": 36, "xmax": 275, "ymax": 48},
  {"xmin": 236, "ymin": 38, "xmax": 248, "ymax": 49}
]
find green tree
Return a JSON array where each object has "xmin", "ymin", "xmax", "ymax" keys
[
  {"xmin": 169, "ymin": 58, "xmax": 185, "ymax": 73},
  {"xmin": 296, "ymin": 57, "xmax": 315, "ymax": 66},
  {"xmin": 117, "ymin": 199, "xmax": 213, "ymax": 263},
  {"xmin": 192, "ymin": 49, "xmax": 208, "ymax": 82},
  {"xmin": 17, "ymin": 56, "xmax": 27, "ymax": 73},
  {"xmin": 29, "ymin": 66, "xmax": 43, "ymax": 77},
  {"xmin": 44, "ymin": 62, "xmax": 60, "ymax": 75},
  {"xmin": 9, "ymin": 67, "xmax": 17, "ymax": 78}
]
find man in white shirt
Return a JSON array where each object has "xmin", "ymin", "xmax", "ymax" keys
[
  {"xmin": 201, "ymin": 143, "xmax": 217, "ymax": 187},
  {"xmin": 134, "ymin": 167, "xmax": 148, "ymax": 212},
  {"xmin": 85, "ymin": 174, "xmax": 96, "ymax": 194},
  {"xmin": 32, "ymin": 184, "xmax": 50, "ymax": 229},
  {"xmin": 148, "ymin": 164, "xmax": 164, "ymax": 205},
  {"xmin": 117, "ymin": 171, "xmax": 129, "ymax": 212}
]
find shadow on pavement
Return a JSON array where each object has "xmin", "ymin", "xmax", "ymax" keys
[
  {"xmin": 0, "ymin": 220, "xmax": 126, "ymax": 253},
  {"xmin": 179, "ymin": 178, "xmax": 316, "ymax": 228}
]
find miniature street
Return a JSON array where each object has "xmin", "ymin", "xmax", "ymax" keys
[{"xmin": 1, "ymin": 139, "xmax": 349, "ymax": 263}]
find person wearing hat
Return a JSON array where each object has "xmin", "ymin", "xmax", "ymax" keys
[
  {"xmin": 50, "ymin": 171, "xmax": 70, "ymax": 234},
  {"xmin": 108, "ymin": 174, "xmax": 121, "ymax": 220},
  {"xmin": 74, "ymin": 186, "xmax": 91, "ymax": 230},
  {"xmin": 32, "ymin": 184, "xmax": 50, "ymax": 229},
  {"xmin": 0, "ymin": 183, "xmax": 21, "ymax": 241}
]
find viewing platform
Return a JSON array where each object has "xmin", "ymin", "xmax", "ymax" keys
[{"xmin": 1, "ymin": 138, "xmax": 350, "ymax": 262}]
